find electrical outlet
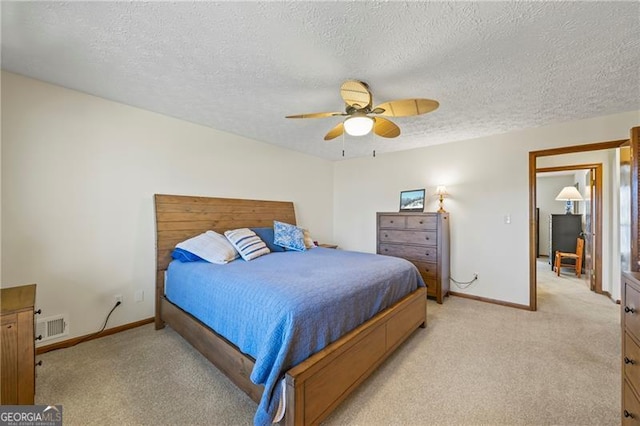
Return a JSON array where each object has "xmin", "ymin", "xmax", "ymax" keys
[
  {"xmin": 134, "ymin": 290, "xmax": 144, "ymax": 303},
  {"xmin": 114, "ymin": 294, "xmax": 123, "ymax": 304}
]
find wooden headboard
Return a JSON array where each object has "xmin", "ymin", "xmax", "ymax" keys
[{"xmin": 154, "ymin": 194, "xmax": 296, "ymax": 328}]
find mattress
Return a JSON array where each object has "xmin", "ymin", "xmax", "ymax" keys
[{"xmin": 165, "ymin": 247, "xmax": 424, "ymax": 425}]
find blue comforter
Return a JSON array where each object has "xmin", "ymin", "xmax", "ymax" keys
[{"xmin": 165, "ymin": 247, "xmax": 424, "ymax": 425}]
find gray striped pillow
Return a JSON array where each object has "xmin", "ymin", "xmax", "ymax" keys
[{"xmin": 224, "ymin": 228, "xmax": 271, "ymax": 261}]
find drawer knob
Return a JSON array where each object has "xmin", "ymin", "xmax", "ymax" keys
[
  {"xmin": 385, "ymin": 234, "xmax": 388, "ymax": 238},
  {"xmin": 384, "ymin": 248, "xmax": 388, "ymax": 252},
  {"xmin": 390, "ymin": 220, "xmax": 394, "ymax": 223},
  {"xmin": 425, "ymin": 237, "xmax": 430, "ymax": 240},
  {"xmin": 625, "ymin": 306, "xmax": 636, "ymax": 314},
  {"xmin": 425, "ymin": 252, "xmax": 430, "ymax": 256},
  {"xmin": 624, "ymin": 410, "xmax": 634, "ymax": 419},
  {"xmin": 624, "ymin": 357, "xmax": 635, "ymax": 365},
  {"xmin": 35, "ymin": 309, "xmax": 42, "ymax": 315},
  {"xmin": 419, "ymin": 221, "xmax": 423, "ymax": 224}
]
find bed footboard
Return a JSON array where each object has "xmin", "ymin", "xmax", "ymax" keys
[{"xmin": 284, "ymin": 286, "xmax": 426, "ymax": 425}]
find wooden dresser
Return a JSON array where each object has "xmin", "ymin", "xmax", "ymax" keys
[
  {"xmin": 377, "ymin": 212, "xmax": 450, "ymax": 303},
  {"xmin": 623, "ymin": 272, "xmax": 640, "ymax": 424},
  {"xmin": 1, "ymin": 284, "xmax": 36, "ymax": 405}
]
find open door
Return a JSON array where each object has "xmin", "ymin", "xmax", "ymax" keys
[
  {"xmin": 584, "ymin": 166, "xmax": 603, "ymax": 293},
  {"xmin": 583, "ymin": 168, "xmax": 597, "ymax": 291}
]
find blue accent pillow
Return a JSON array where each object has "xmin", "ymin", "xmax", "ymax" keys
[
  {"xmin": 250, "ymin": 227, "xmax": 285, "ymax": 252},
  {"xmin": 171, "ymin": 248, "xmax": 205, "ymax": 262},
  {"xmin": 273, "ymin": 221, "xmax": 306, "ymax": 252}
]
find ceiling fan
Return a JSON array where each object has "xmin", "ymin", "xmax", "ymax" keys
[{"xmin": 285, "ymin": 80, "xmax": 439, "ymax": 141}]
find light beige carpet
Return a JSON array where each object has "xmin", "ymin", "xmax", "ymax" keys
[{"xmin": 36, "ymin": 260, "xmax": 620, "ymax": 425}]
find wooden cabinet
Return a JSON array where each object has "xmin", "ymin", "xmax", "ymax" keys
[
  {"xmin": 377, "ymin": 212, "xmax": 450, "ymax": 303},
  {"xmin": 1, "ymin": 284, "xmax": 36, "ymax": 405},
  {"xmin": 549, "ymin": 214, "xmax": 583, "ymax": 270},
  {"xmin": 622, "ymin": 272, "xmax": 640, "ymax": 424}
]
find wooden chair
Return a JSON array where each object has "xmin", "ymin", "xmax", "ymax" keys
[{"xmin": 554, "ymin": 238, "xmax": 584, "ymax": 278}]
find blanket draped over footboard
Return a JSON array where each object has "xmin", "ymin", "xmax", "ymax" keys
[{"xmin": 165, "ymin": 247, "xmax": 425, "ymax": 425}]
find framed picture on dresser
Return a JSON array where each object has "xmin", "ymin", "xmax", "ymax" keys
[{"xmin": 399, "ymin": 189, "xmax": 425, "ymax": 212}]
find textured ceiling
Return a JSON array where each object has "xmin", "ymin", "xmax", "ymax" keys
[{"xmin": 2, "ymin": 1, "xmax": 639, "ymax": 161}]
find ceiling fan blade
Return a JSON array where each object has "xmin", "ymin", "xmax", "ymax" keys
[
  {"xmin": 324, "ymin": 122, "xmax": 344, "ymax": 141},
  {"xmin": 340, "ymin": 80, "xmax": 372, "ymax": 109},
  {"xmin": 286, "ymin": 111, "xmax": 344, "ymax": 119},
  {"xmin": 373, "ymin": 117, "xmax": 401, "ymax": 138},
  {"xmin": 373, "ymin": 98, "xmax": 439, "ymax": 117}
]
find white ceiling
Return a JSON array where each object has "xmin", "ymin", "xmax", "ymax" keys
[{"xmin": 2, "ymin": 1, "xmax": 639, "ymax": 161}]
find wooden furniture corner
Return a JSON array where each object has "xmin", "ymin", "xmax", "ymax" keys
[
  {"xmin": 622, "ymin": 272, "xmax": 640, "ymax": 423},
  {"xmin": 1, "ymin": 284, "xmax": 36, "ymax": 405}
]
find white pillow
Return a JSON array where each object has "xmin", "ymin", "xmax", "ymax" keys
[
  {"xmin": 224, "ymin": 228, "xmax": 271, "ymax": 261},
  {"xmin": 176, "ymin": 231, "xmax": 239, "ymax": 264}
]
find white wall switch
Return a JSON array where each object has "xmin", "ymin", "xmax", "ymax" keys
[
  {"xmin": 134, "ymin": 290, "xmax": 144, "ymax": 302},
  {"xmin": 504, "ymin": 214, "xmax": 511, "ymax": 224}
]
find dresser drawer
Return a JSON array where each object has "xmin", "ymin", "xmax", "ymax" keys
[
  {"xmin": 379, "ymin": 243, "xmax": 437, "ymax": 262},
  {"xmin": 624, "ymin": 379, "xmax": 640, "ymax": 425},
  {"xmin": 424, "ymin": 278, "xmax": 437, "ymax": 296},
  {"xmin": 379, "ymin": 215, "xmax": 405, "ymax": 229},
  {"xmin": 412, "ymin": 261, "xmax": 437, "ymax": 279},
  {"xmin": 379, "ymin": 230, "xmax": 437, "ymax": 245},
  {"xmin": 406, "ymin": 215, "xmax": 437, "ymax": 230},
  {"xmin": 625, "ymin": 333, "xmax": 640, "ymax": 395},
  {"xmin": 625, "ymin": 283, "xmax": 640, "ymax": 342}
]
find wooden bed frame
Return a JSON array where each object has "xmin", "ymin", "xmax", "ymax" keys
[{"xmin": 154, "ymin": 194, "xmax": 427, "ymax": 425}]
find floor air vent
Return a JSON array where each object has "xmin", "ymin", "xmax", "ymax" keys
[{"xmin": 36, "ymin": 314, "xmax": 68, "ymax": 342}]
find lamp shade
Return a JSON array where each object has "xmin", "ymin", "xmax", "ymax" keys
[
  {"xmin": 343, "ymin": 116, "xmax": 374, "ymax": 136},
  {"xmin": 435, "ymin": 186, "xmax": 448, "ymax": 196},
  {"xmin": 555, "ymin": 186, "xmax": 583, "ymax": 201}
]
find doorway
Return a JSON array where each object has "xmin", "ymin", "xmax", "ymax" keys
[
  {"xmin": 528, "ymin": 139, "xmax": 630, "ymax": 311},
  {"xmin": 536, "ymin": 163, "xmax": 602, "ymax": 294}
]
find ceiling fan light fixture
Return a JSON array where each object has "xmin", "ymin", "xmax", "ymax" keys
[
  {"xmin": 285, "ymin": 80, "xmax": 438, "ymax": 141},
  {"xmin": 343, "ymin": 116, "xmax": 374, "ymax": 136}
]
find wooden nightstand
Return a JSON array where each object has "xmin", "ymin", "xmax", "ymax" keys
[
  {"xmin": 1, "ymin": 284, "xmax": 36, "ymax": 405},
  {"xmin": 318, "ymin": 243, "xmax": 338, "ymax": 249}
]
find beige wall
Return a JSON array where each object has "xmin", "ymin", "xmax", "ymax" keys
[
  {"xmin": 2, "ymin": 70, "xmax": 638, "ymax": 341},
  {"xmin": 333, "ymin": 110, "xmax": 639, "ymax": 306},
  {"xmin": 1, "ymin": 72, "xmax": 334, "ymax": 344}
]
